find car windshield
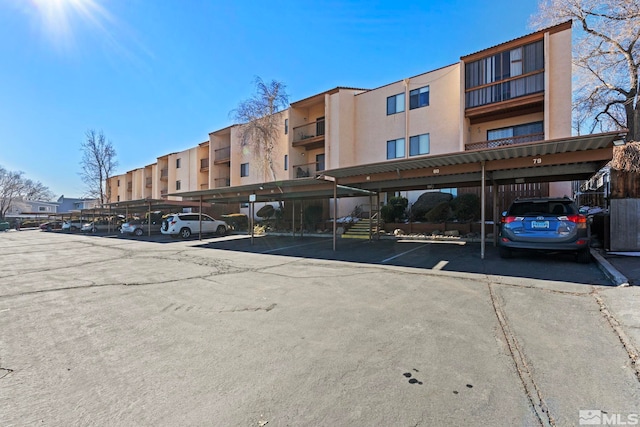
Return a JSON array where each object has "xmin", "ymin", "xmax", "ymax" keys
[{"xmin": 509, "ymin": 201, "xmax": 577, "ymax": 216}]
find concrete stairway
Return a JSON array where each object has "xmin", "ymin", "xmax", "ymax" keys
[{"xmin": 341, "ymin": 217, "xmax": 382, "ymax": 239}]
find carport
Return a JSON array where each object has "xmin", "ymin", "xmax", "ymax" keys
[
  {"xmin": 177, "ymin": 131, "xmax": 626, "ymax": 258},
  {"xmin": 102, "ymin": 198, "xmax": 212, "ymax": 236}
]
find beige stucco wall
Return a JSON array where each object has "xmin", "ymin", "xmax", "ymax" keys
[
  {"xmin": 545, "ymin": 28, "xmax": 572, "ymax": 139},
  {"xmin": 353, "ymin": 64, "xmax": 461, "ymax": 166}
]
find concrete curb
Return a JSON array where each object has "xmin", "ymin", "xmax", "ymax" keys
[{"xmin": 591, "ymin": 248, "xmax": 631, "ymax": 287}]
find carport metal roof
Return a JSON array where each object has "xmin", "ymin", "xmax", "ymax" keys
[
  {"xmin": 176, "ymin": 131, "xmax": 625, "ymax": 204},
  {"xmin": 174, "ymin": 131, "xmax": 626, "ymax": 258},
  {"xmin": 103, "ymin": 198, "xmax": 212, "ymax": 215}
]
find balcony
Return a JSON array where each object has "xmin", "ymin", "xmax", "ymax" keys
[
  {"xmin": 292, "ymin": 160, "xmax": 324, "ymax": 179},
  {"xmin": 145, "ymin": 177, "xmax": 152, "ymax": 188},
  {"xmin": 214, "ymin": 177, "xmax": 230, "ymax": 187},
  {"xmin": 465, "ymin": 72, "xmax": 544, "ymax": 124},
  {"xmin": 292, "ymin": 119, "xmax": 325, "ymax": 150},
  {"xmin": 127, "ymin": 182, "xmax": 132, "ymax": 192},
  {"xmin": 160, "ymin": 168, "xmax": 168, "ymax": 181},
  {"xmin": 465, "ymin": 132, "xmax": 545, "ymax": 151},
  {"xmin": 200, "ymin": 158, "xmax": 209, "ymax": 171},
  {"xmin": 214, "ymin": 146, "xmax": 231, "ymax": 164},
  {"xmin": 160, "ymin": 189, "xmax": 168, "ymax": 198}
]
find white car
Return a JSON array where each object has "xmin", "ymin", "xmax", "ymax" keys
[
  {"xmin": 161, "ymin": 213, "xmax": 228, "ymax": 239},
  {"xmin": 62, "ymin": 220, "xmax": 83, "ymax": 232}
]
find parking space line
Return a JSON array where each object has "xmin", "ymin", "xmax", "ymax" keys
[
  {"xmin": 381, "ymin": 244, "xmax": 426, "ymax": 263},
  {"xmin": 260, "ymin": 239, "xmax": 328, "ymax": 254},
  {"xmin": 432, "ymin": 260, "xmax": 449, "ymax": 270}
]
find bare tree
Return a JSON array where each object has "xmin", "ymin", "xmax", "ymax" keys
[
  {"xmin": 80, "ymin": 129, "xmax": 118, "ymax": 205},
  {"xmin": 231, "ymin": 77, "xmax": 289, "ymax": 182},
  {"xmin": 532, "ymin": 0, "xmax": 640, "ymax": 142},
  {"xmin": 0, "ymin": 165, "xmax": 54, "ymax": 220}
]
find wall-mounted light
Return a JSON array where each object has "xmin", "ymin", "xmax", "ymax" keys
[{"xmin": 612, "ymin": 139, "xmax": 626, "ymax": 146}]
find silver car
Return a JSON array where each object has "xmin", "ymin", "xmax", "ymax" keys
[
  {"xmin": 120, "ymin": 219, "xmax": 162, "ymax": 236},
  {"xmin": 161, "ymin": 213, "xmax": 228, "ymax": 239}
]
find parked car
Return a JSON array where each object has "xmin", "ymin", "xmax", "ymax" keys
[
  {"xmin": 40, "ymin": 221, "xmax": 63, "ymax": 231},
  {"xmin": 81, "ymin": 220, "xmax": 114, "ymax": 233},
  {"xmin": 499, "ymin": 197, "xmax": 590, "ymax": 263},
  {"xmin": 161, "ymin": 213, "xmax": 228, "ymax": 239},
  {"xmin": 0, "ymin": 221, "xmax": 9, "ymax": 231},
  {"xmin": 62, "ymin": 220, "xmax": 83, "ymax": 232},
  {"xmin": 120, "ymin": 219, "xmax": 162, "ymax": 236}
]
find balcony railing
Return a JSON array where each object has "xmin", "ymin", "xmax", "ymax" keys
[
  {"xmin": 214, "ymin": 177, "xmax": 231, "ymax": 187},
  {"xmin": 292, "ymin": 160, "xmax": 324, "ymax": 179},
  {"xmin": 160, "ymin": 168, "xmax": 168, "ymax": 180},
  {"xmin": 214, "ymin": 146, "xmax": 231, "ymax": 164},
  {"xmin": 465, "ymin": 132, "xmax": 545, "ymax": 151},
  {"xmin": 200, "ymin": 158, "xmax": 209, "ymax": 170},
  {"xmin": 145, "ymin": 177, "xmax": 152, "ymax": 188},
  {"xmin": 160, "ymin": 189, "xmax": 168, "ymax": 197},
  {"xmin": 465, "ymin": 72, "xmax": 544, "ymax": 109},
  {"xmin": 292, "ymin": 119, "xmax": 325, "ymax": 149},
  {"xmin": 127, "ymin": 182, "xmax": 132, "ymax": 191}
]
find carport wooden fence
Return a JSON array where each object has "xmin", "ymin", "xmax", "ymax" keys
[
  {"xmin": 608, "ymin": 171, "xmax": 640, "ymax": 251},
  {"xmin": 458, "ymin": 183, "xmax": 549, "ymax": 219}
]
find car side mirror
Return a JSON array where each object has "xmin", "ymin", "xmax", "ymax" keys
[{"xmin": 501, "ymin": 211, "xmax": 507, "ymax": 217}]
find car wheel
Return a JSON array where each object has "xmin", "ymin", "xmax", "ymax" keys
[
  {"xmin": 134, "ymin": 228, "xmax": 144, "ymax": 236},
  {"xmin": 216, "ymin": 225, "xmax": 226, "ymax": 235},
  {"xmin": 499, "ymin": 246, "xmax": 512, "ymax": 259},
  {"xmin": 180, "ymin": 228, "xmax": 191, "ymax": 239},
  {"xmin": 70, "ymin": 226, "xmax": 77, "ymax": 231},
  {"xmin": 576, "ymin": 249, "xmax": 591, "ymax": 264},
  {"xmin": 46, "ymin": 226, "xmax": 52, "ymax": 232}
]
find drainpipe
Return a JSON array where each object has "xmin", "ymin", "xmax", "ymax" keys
[
  {"xmin": 481, "ymin": 161, "xmax": 486, "ymax": 260},
  {"xmin": 404, "ymin": 79, "xmax": 410, "ymax": 158}
]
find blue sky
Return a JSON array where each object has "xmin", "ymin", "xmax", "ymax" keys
[{"xmin": 0, "ymin": 0, "xmax": 540, "ymax": 198}]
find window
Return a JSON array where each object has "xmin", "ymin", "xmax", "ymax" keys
[
  {"xmin": 117, "ymin": 195, "xmax": 120, "ymax": 202},
  {"xmin": 176, "ymin": 158, "xmax": 181, "ymax": 168},
  {"xmin": 387, "ymin": 93, "xmax": 405, "ymax": 115},
  {"xmin": 409, "ymin": 86, "xmax": 429, "ymax": 109},
  {"xmin": 409, "ymin": 134, "xmax": 430, "ymax": 156},
  {"xmin": 284, "ymin": 119, "xmax": 289, "ymax": 135},
  {"xmin": 117, "ymin": 180, "xmax": 120, "ymax": 187},
  {"xmin": 386, "ymin": 138, "xmax": 405, "ymax": 159},
  {"xmin": 284, "ymin": 154, "xmax": 288, "ymax": 171},
  {"xmin": 488, "ymin": 121, "xmax": 543, "ymax": 142},
  {"xmin": 465, "ymin": 40, "xmax": 544, "ymax": 108},
  {"xmin": 176, "ymin": 180, "xmax": 181, "ymax": 190},
  {"xmin": 39, "ymin": 206, "xmax": 47, "ymax": 212},
  {"xmin": 240, "ymin": 163, "xmax": 249, "ymax": 177},
  {"xmin": 316, "ymin": 153, "xmax": 325, "ymax": 172}
]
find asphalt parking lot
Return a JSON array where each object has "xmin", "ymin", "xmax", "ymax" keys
[{"xmin": 1, "ymin": 230, "xmax": 639, "ymax": 426}]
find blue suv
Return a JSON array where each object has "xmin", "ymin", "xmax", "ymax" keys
[{"xmin": 499, "ymin": 197, "xmax": 590, "ymax": 263}]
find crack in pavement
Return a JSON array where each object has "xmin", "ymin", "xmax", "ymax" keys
[
  {"xmin": 591, "ymin": 290, "xmax": 640, "ymax": 383},
  {"xmin": 219, "ymin": 303, "xmax": 277, "ymax": 313},
  {"xmin": 488, "ymin": 282, "xmax": 555, "ymax": 427}
]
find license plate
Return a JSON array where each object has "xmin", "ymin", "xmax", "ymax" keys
[{"xmin": 531, "ymin": 220, "xmax": 549, "ymax": 229}]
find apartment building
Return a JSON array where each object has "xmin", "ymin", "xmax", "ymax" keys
[{"xmin": 109, "ymin": 22, "xmax": 580, "ymax": 217}]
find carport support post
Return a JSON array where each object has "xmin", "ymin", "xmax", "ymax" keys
[
  {"xmin": 300, "ymin": 200, "xmax": 304, "ymax": 238},
  {"xmin": 481, "ymin": 161, "xmax": 486, "ymax": 260},
  {"xmin": 291, "ymin": 200, "xmax": 295, "ymax": 238},
  {"xmin": 148, "ymin": 201, "xmax": 152, "ymax": 237},
  {"xmin": 492, "ymin": 182, "xmax": 498, "ymax": 246},
  {"xmin": 333, "ymin": 179, "xmax": 337, "ymax": 252},
  {"xmin": 369, "ymin": 194, "xmax": 373, "ymax": 241},
  {"xmin": 199, "ymin": 196, "xmax": 203, "ymax": 241},
  {"xmin": 250, "ymin": 200, "xmax": 254, "ymax": 245}
]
